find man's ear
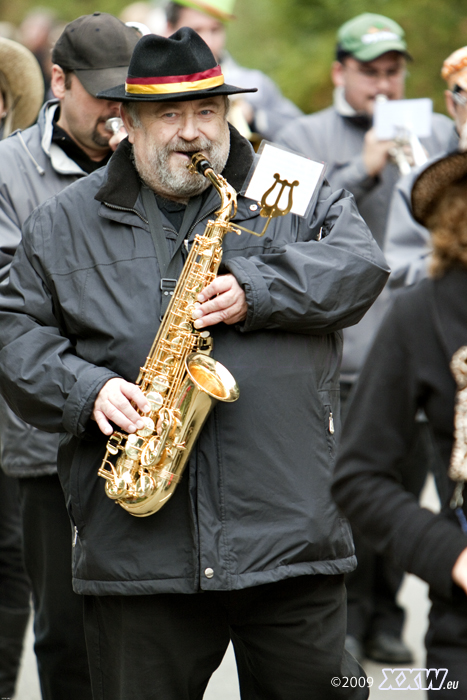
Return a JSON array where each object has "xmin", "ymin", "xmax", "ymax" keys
[
  {"xmin": 120, "ymin": 105, "xmax": 136, "ymax": 144},
  {"xmin": 331, "ymin": 61, "xmax": 345, "ymax": 88},
  {"xmin": 50, "ymin": 65, "xmax": 67, "ymax": 100}
]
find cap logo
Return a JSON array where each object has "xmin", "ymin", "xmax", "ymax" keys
[
  {"xmin": 125, "ymin": 65, "xmax": 224, "ymax": 95},
  {"xmin": 361, "ymin": 27, "xmax": 400, "ymax": 45}
]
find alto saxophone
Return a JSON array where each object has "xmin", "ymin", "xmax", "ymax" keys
[{"xmin": 98, "ymin": 153, "xmax": 241, "ymax": 517}]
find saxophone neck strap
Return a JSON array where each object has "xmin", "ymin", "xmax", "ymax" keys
[{"xmin": 141, "ymin": 186, "xmax": 201, "ymax": 316}]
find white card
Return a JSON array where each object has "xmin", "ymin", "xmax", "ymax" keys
[
  {"xmin": 374, "ymin": 98, "xmax": 432, "ymax": 140},
  {"xmin": 244, "ymin": 143, "xmax": 325, "ymax": 218}
]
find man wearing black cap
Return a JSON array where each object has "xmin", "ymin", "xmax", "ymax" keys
[
  {"xmin": 0, "ymin": 12, "xmax": 139, "ymax": 700},
  {"xmin": 0, "ymin": 28, "xmax": 389, "ymax": 699}
]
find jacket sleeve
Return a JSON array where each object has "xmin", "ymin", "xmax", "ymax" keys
[
  {"xmin": 384, "ymin": 172, "xmax": 431, "ymax": 290},
  {"xmin": 332, "ymin": 298, "xmax": 467, "ymax": 601},
  {"xmin": 225, "ymin": 181, "xmax": 390, "ymax": 334},
  {"xmin": 0, "ymin": 205, "xmax": 119, "ymax": 436},
  {"xmin": 0, "ymin": 180, "xmax": 23, "ymax": 284}
]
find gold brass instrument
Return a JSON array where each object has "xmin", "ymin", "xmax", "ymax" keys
[{"xmin": 97, "ymin": 153, "xmax": 299, "ymax": 517}]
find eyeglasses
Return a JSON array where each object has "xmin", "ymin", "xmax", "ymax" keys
[
  {"xmin": 452, "ymin": 85, "xmax": 467, "ymax": 107},
  {"xmin": 344, "ymin": 61, "xmax": 406, "ymax": 83}
]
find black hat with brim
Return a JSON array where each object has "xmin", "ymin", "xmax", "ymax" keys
[{"xmin": 97, "ymin": 27, "xmax": 257, "ymax": 102}]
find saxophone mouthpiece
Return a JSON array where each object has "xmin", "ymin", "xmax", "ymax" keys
[{"xmin": 188, "ymin": 152, "xmax": 212, "ymax": 176}]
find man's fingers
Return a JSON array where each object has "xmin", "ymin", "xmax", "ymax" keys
[
  {"xmin": 92, "ymin": 378, "xmax": 150, "ymax": 435},
  {"xmin": 198, "ymin": 274, "xmax": 233, "ymax": 302}
]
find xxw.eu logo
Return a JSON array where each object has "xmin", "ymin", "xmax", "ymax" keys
[{"xmin": 379, "ymin": 668, "xmax": 458, "ymax": 691}]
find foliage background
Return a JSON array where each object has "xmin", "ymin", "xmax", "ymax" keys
[{"xmin": 2, "ymin": 0, "xmax": 467, "ymax": 116}]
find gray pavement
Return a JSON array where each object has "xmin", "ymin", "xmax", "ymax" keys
[{"xmin": 13, "ymin": 478, "xmax": 439, "ymax": 700}]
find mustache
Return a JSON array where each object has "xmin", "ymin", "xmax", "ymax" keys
[{"xmin": 168, "ymin": 138, "xmax": 213, "ymax": 154}]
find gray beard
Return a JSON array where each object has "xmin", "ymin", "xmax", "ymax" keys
[{"xmin": 134, "ymin": 131, "xmax": 230, "ymax": 200}]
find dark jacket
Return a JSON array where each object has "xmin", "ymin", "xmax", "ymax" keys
[
  {"xmin": 332, "ymin": 269, "xmax": 467, "ymax": 604},
  {"xmin": 0, "ymin": 100, "xmax": 86, "ymax": 477},
  {"xmin": 0, "ymin": 128, "xmax": 389, "ymax": 595}
]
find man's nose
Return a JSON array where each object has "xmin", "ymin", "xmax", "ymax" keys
[
  {"xmin": 375, "ymin": 74, "xmax": 392, "ymax": 93},
  {"xmin": 178, "ymin": 114, "xmax": 200, "ymax": 141}
]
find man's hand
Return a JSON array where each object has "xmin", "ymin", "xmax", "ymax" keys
[
  {"xmin": 452, "ymin": 546, "xmax": 467, "ymax": 595},
  {"xmin": 92, "ymin": 378, "xmax": 150, "ymax": 436},
  {"xmin": 363, "ymin": 127, "xmax": 394, "ymax": 177},
  {"xmin": 193, "ymin": 274, "xmax": 247, "ymax": 329}
]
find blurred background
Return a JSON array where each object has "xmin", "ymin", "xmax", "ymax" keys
[{"xmin": 1, "ymin": 0, "xmax": 467, "ymax": 116}]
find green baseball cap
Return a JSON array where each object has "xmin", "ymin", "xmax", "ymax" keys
[
  {"xmin": 174, "ymin": 0, "xmax": 235, "ymax": 22},
  {"xmin": 337, "ymin": 13, "xmax": 408, "ymax": 62}
]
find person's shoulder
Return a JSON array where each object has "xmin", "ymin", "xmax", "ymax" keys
[
  {"xmin": 390, "ymin": 278, "xmax": 434, "ymax": 318},
  {"xmin": 0, "ymin": 122, "xmax": 41, "ymax": 155},
  {"xmin": 276, "ymin": 105, "xmax": 335, "ymax": 142}
]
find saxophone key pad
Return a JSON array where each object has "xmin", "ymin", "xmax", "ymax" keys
[
  {"xmin": 146, "ymin": 391, "xmax": 164, "ymax": 412},
  {"xmin": 136, "ymin": 416, "xmax": 155, "ymax": 437}
]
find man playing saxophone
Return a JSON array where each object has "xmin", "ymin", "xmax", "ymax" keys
[{"xmin": 0, "ymin": 29, "xmax": 388, "ymax": 700}]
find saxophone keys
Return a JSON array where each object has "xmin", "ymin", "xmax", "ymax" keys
[
  {"xmin": 136, "ymin": 416, "xmax": 155, "ymax": 437},
  {"xmin": 135, "ymin": 473, "xmax": 156, "ymax": 497},
  {"xmin": 151, "ymin": 377, "xmax": 169, "ymax": 394},
  {"xmin": 125, "ymin": 434, "xmax": 145, "ymax": 459},
  {"xmin": 146, "ymin": 391, "xmax": 163, "ymax": 412}
]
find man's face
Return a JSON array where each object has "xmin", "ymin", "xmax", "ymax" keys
[
  {"xmin": 332, "ymin": 52, "xmax": 406, "ymax": 116},
  {"xmin": 168, "ymin": 8, "xmax": 226, "ymax": 62},
  {"xmin": 122, "ymin": 96, "xmax": 230, "ymax": 202},
  {"xmin": 52, "ymin": 67, "xmax": 121, "ymax": 160}
]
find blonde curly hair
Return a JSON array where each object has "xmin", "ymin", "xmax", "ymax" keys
[{"xmin": 425, "ymin": 176, "xmax": 467, "ymax": 277}]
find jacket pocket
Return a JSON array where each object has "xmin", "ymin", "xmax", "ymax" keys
[{"xmin": 318, "ymin": 389, "xmax": 339, "ymax": 461}]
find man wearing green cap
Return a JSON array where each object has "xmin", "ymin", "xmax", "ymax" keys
[
  {"xmin": 165, "ymin": 0, "xmax": 302, "ymax": 141},
  {"xmin": 277, "ymin": 12, "xmax": 455, "ymax": 666}
]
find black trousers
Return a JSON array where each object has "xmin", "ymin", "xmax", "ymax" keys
[
  {"xmin": 19, "ymin": 474, "xmax": 93, "ymax": 700},
  {"xmin": 425, "ymin": 592, "xmax": 467, "ymax": 699},
  {"xmin": 83, "ymin": 574, "xmax": 368, "ymax": 700},
  {"xmin": 0, "ymin": 469, "xmax": 31, "ymax": 697}
]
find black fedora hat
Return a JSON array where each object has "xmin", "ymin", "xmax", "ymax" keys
[{"xmin": 97, "ymin": 27, "xmax": 257, "ymax": 102}]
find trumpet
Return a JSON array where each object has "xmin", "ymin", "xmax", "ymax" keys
[{"xmin": 105, "ymin": 117, "xmax": 124, "ymax": 135}]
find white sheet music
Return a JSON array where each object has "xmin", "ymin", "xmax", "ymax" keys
[
  {"xmin": 244, "ymin": 143, "xmax": 325, "ymax": 218},
  {"xmin": 374, "ymin": 98, "xmax": 432, "ymax": 140}
]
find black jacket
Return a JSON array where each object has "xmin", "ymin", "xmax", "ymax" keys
[
  {"xmin": 333, "ymin": 268, "xmax": 467, "ymax": 603},
  {"xmin": 0, "ymin": 128, "xmax": 389, "ymax": 595}
]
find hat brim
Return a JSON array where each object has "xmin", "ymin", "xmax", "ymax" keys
[
  {"xmin": 75, "ymin": 65, "xmax": 133, "ymax": 98},
  {"xmin": 352, "ymin": 42, "xmax": 411, "ymax": 62},
  {"xmin": 412, "ymin": 150, "xmax": 467, "ymax": 225},
  {"xmin": 0, "ymin": 38, "xmax": 44, "ymax": 130},
  {"xmin": 97, "ymin": 82, "xmax": 257, "ymax": 102}
]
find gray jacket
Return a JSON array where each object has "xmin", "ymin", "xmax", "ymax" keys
[
  {"xmin": 0, "ymin": 129, "xmax": 389, "ymax": 595},
  {"xmin": 0, "ymin": 100, "xmax": 86, "ymax": 476},
  {"xmin": 384, "ymin": 133, "xmax": 459, "ymax": 290},
  {"xmin": 276, "ymin": 101, "xmax": 455, "ymax": 381}
]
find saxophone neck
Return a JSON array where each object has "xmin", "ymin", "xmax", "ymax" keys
[{"xmin": 189, "ymin": 152, "xmax": 237, "ymax": 222}]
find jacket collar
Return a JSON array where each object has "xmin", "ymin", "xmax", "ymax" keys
[
  {"xmin": 95, "ymin": 123, "xmax": 255, "ymax": 212},
  {"xmin": 39, "ymin": 100, "xmax": 86, "ymax": 176}
]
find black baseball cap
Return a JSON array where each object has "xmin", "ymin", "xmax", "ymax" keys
[{"xmin": 52, "ymin": 12, "xmax": 140, "ymax": 97}]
